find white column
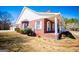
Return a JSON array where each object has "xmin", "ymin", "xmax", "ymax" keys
[{"xmin": 54, "ymin": 17, "xmax": 58, "ymax": 34}]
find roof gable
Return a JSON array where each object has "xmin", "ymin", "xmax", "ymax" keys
[{"xmin": 16, "ymin": 7, "xmax": 61, "ymax": 24}]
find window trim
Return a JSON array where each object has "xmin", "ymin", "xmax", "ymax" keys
[{"xmin": 35, "ymin": 20, "xmax": 42, "ymax": 29}]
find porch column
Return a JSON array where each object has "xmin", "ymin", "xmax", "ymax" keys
[
  {"xmin": 54, "ymin": 17, "xmax": 58, "ymax": 39},
  {"xmin": 54, "ymin": 17, "xmax": 58, "ymax": 34}
]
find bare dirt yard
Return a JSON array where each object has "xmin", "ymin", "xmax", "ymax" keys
[{"xmin": 0, "ymin": 31, "xmax": 79, "ymax": 52}]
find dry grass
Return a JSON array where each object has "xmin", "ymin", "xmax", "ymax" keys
[{"xmin": 0, "ymin": 31, "xmax": 79, "ymax": 52}]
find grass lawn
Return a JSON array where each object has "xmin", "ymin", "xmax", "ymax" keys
[{"xmin": 0, "ymin": 31, "xmax": 79, "ymax": 52}]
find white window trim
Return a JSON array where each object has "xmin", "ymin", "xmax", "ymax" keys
[{"xmin": 35, "ymin": 20, "xmax": 42, "ymax": 29}]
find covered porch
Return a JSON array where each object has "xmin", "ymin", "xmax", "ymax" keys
[{"xmin": 43, "ymin": 15, "xmax": 64, "ymax": 39}]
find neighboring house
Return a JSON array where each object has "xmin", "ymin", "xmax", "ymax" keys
[
  {"xmin": 10, "ymin": 24, "xmax": 16, "ymax": 31},
  {"xmin": 16, "ymin": 7, "xmax": 65, "ymax": 39}
]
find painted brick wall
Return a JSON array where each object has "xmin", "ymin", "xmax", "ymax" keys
[
  {"xmin": 29, "ymin": 19, "xmax": 44, "ymax": 37},
  {"xmin": 29, "ymin": 18, "xmax": 60, "ymax": 39}
]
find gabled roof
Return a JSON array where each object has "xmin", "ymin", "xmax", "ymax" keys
[{"xmin": 16, "ymin": 7, "xmax": 60, "ymax": 24}]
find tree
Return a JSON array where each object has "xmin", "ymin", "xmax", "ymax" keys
[
  {"xmin": 63, "ymin": 17, "xmax": 79, "ymax": 31},
  {"xmin": 62, "ymin": 17, "xmax": 69, "ymax": 29},
  {"xmin": 63, "ymin": 17, "xmax": 78, "ymax": 24},
  {"xmin": 0, "ymin": 11, "xmax": 13, "ymax": 30}
]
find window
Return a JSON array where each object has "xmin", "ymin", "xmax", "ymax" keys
[
  {"xmin": 24, "ymin": 23, "xmax": 28, "ymax": 28},
  {"xmin": 22, "ymin": 22, "xmax": 28, "ymax": 29},
  {"xmin": 35, "ymin": 21, "xmax": 41, "ymax": 29}
]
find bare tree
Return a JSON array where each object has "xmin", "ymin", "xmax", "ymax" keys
[{"xmin": 0, "ymin": 11, "xmax": 13, "ymax": 30}]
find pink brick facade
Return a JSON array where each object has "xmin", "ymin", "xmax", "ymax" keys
[
  {"xmin": 26, "ymin": 18, "xmax": 61, "ymax": 39},
  {"xmin": 17, "ymin": 16, "xmax": 62, "ymax": 39},
  {"xmin": 15, "ymin": 7, "xmax": 64, "ymax": 39},
  {"xmin": 29, "ymin": 19, "xmax": 44, "ymax": 37}
]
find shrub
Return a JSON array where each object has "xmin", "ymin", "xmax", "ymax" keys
[
  {"xmin": 22, "ymin": 28, "xmax": 36, "ymax": 36},
  {"xmin": 23, "ymin": 28, "xmax": 32, "ymax": 34},
  {"xmin": 58, "ymin": 31, "xmax": 75, "ymax": 39},
  {"xmin": 15, "ymin": 28, "xmax": 22, "ymax": 33},
  {"xmin": 15, "ymin": 28, "xmax": 36, "ymax": 36}
]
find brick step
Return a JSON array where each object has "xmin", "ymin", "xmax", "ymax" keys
[{"xmin": 44, "ymin": 33, "xmax": 56, "ymax": 39}]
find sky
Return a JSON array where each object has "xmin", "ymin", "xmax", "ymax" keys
[{"xmin": 0, "ymin": 6, "xmax": 79, "ymax": 23}]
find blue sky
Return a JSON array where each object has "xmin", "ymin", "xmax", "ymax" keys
[{"xmin": 0, "ymin": 6, "xmax": 79, "ymax": 23}]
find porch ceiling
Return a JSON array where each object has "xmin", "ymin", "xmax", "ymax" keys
[
  {"xmin": 47, "ymin": 14, "xmax": 61, "ymax": 20},
  {"xmin": 46, "ymin": 14, "xmax": 62, "ymax": 25}
]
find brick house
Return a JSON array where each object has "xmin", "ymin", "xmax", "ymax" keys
[{"xmin": 15, "ymin": 7, "xmax": 65, "ymax": 39}]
